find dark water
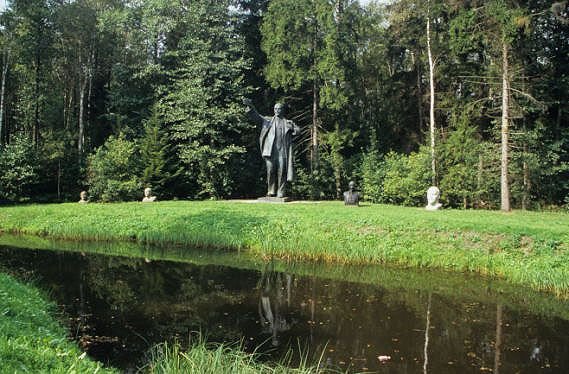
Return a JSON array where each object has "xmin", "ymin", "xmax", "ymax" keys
[{"xmin": 1, "ymin": 244, "xmax": 569, "ymax": 373}]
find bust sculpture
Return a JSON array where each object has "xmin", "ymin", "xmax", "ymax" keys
[
  {"xmin": 425, "ymin": 186, "xmax": 442, "ymax": 211},
  {"xmin": 244, "ymin": 99, "xmax": 300, "ymax": 199},
  {"xmin": 343, "ymin": 181, "xmax": 360, "ymax": 206},
  {"xmin": 78, "ymin": 191, "xmax": 89, "ymax": 204},
  {"xmin": 142, "ymin": 187, "xmax": 157, "ymax": 202}
]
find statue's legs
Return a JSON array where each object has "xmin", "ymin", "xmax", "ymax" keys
[
  {"xmin": 264, "ymin": 151, "xmax": 287, "ymax": 197},
  {"xmin": 276, "ymin": 151, "xmax": 287, "ymax": 198},
  {"xmin": 264, "ymin": 157, "xmax": 277, "ymax": 196}
]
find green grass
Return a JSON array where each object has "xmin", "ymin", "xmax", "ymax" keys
[
  {"xmin": 0, "ymin": 272, "xmax": 116, "ymax": 373},
  {"xmin": 141, "ymin": 337, "xmax": 322, "ymax": 374},
  {"xmin": 0, "ymin": 200, "xmax": 568, "ymax": 296}
]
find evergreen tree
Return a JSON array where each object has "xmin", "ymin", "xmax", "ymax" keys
[{"xmin": 157, "ymin": 0, "xmax": 252, "ymax": 199}]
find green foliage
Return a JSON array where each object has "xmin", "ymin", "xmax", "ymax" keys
[
  {"xmin": 158, "ymin": 0, "xmax": 251, "ymax": 199},
  {"xmin": 87, "ymin": 134, "xmax": 142, "ymax": 202},
  {"xmin": 292, "ymin": 162, "xmax": 336, "ymax": 200},
  {"xmin": 0, "ymin": 136, "xmax": 39, "ymax": 201},
  {"xmin": 360, "ymin": 150, "xmax": 385, "ymax": 203},
  {"xmin": 439, "ymin": 109, "xmax": 484, "ymax": 208},
  {"xmin": 382, "ymin": 148, "xmax": 432, "ymax": 206},
  {"xmin": 320, "ymin": 124, "xmax": 357, "ymax": 198},
  {"xmin": 0, "ymin": 0, "xmax": 567, "ymax": 207},
  {"xmin": 140, "ymin": 110, "xmax": 181, "ymax": 199}
]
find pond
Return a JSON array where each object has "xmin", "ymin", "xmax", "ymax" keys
[{"xmin": 0, "ymin": 240, "xmax": 568, "ymax": 373}]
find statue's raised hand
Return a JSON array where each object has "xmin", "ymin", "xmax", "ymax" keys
[{"xmin": 243, "ymin": 98, "xmax": 253, "ymax": 107}]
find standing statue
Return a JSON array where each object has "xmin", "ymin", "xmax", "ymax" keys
[{"xmin": 244, "ymin": 99, "xmax": 300, "ymax": 198}]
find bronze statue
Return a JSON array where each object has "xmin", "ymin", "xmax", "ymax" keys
[{"xmin": 244, "ymin": 99, "xmax": 300, "ymax": 198}]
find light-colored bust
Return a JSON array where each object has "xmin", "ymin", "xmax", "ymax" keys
[
  {"xmin": 425, "ymin": 186, "xmax": 442, "ymax": 211},
  {"xmin": 78, "ymin": 191, "xmax": 89, "ymax": 204},
  {"xmin": 142, "ymin": 187, "xmax": 157, "ymax": 202}
]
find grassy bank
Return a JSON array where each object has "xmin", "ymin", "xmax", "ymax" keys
[
  {"xmin": 0, "ymin": 201, "xmax": 568, "ymax": 296},
  {"xmin": 0, "ymin": 272, "xmax": 116, "ymax": 373}
]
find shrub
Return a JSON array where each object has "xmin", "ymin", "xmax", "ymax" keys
[
  {"xmin": 87, "ymin": 134, "xmax": 142, "ymax": 202},
  {"xmin": 382, "ymin": 148, "xmax": 432, "ymax": 206},
  {"xmin": 0, "ymin": 136, "xmax": 39, "ymax": 202},
  {"xmin": 360, "ymin": 150, "xmax": 385, "ymax": 203}
]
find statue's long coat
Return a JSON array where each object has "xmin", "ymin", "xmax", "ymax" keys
[{"xmin": 249, "ymin": 110, "xmax": 299, "ymax": 182}]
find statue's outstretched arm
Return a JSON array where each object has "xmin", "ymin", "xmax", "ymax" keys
[{"xmin": 243, "ymin": 98, "xmax": 264, "ymax": 125}]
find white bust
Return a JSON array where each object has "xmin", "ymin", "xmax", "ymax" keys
[
  {"xmin": 78, "ymin": 191, "xmax": 89, "ymax": 204},
  {"xmin": 425, "ymin": 186, "xmax": 442, "ymax": 211},
  {"xmin": 142, "ymin": 187, "xmax": 157, "ymax": 202}
]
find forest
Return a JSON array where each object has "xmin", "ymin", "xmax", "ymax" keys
[{"xmin": 0, "ymin": 0, "xmax": 567, "ymax": 210}]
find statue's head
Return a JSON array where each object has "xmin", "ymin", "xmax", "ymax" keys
[
  {"xmin": 80, "ymin": 191, "xmax": 88, "ymax": 201},
  {"xmin": 274, "ymin": 103, "xmax": 285, "ymax": 117},
  {"xmin": 348, "ymin": 181, "xmax": 355, "ymax": 190},
  {"xmin": 426, "ymin": 186, "xmax": 440, "ymax": 205},
  {"xmin": 144, "ymin": 187, "xmax": 152, "ymax": 197}
]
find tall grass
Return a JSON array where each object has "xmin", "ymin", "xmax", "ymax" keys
[
  {"xmin": 0, "ymin": 272, "xmax": 117, "ymax": 373},
  {"xmin": 0, "ymin": 201, "xmax": 568, "ymax": 295},
  {"xmin": 141, "ymin": 338, "xmax": 325, "ymax": 374}
]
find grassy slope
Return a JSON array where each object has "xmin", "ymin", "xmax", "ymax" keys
[
  {"xmin": 0, "ymin": 201, "xmax": 568, "ymax": 295},
  {"xmin": 0, "ymin": 272, "xmax": 116, "ymax": 373}
]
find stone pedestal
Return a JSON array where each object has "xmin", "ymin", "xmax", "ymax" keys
[{"xmin": 257, "ymin": 196, "xmax": 291, "ymax": 203}]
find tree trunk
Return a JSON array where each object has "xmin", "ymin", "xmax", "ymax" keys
[
  {"xmin": 500, "ymin": 40, "xmax": 511, "ymax": 212},
  {"xmin": 415, "ymin": 53, "xmax": 424, "ymax": 135},
  {"xmin": 78, "ymin": 72, "xmax": 87, "ymax": 156},
  {"xmin": 477, "ymin": 154, "xmax": 484, "ymax": 208},
  {"xmin": 0, "ymin": 49, "xmax": 8, "ymax": 145},
  {"xmin": 522, "ymin": 142, "xmax": 530, "ymax": 210},
  {"xmin": 33, "ymin": 52, "xmax": 41, "ymax": 146},
  {"xmin": 427, "ymin": 4, "xmax": 436, "ymax": 186},
  {"xmin": 57, "ymin": 159, "xmax": 61, "ymax": 201},
  {"xmin": 311, "ymin": 83, "xmax": 319, "ymax": 172}
]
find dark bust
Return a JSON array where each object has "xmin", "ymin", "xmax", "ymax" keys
[{"xmin": 343, "ymin": 181, "xmax": 360, "ymax": 206}]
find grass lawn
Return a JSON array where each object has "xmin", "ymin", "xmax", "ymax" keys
[{"xmin": 0, "ymin": 200, "xmax": 568, "ymax": 296}]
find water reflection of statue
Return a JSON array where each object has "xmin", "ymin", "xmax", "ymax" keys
[
  {"xmin": 244, "ymin": 99, "xmax": 300, "ymax": 198},
  {"xmin": 258, "ymin": 266, "xmax": 293, "ymax": 346},
  {"xmin": 343, "ymin": 181, "xmax": 360, "ymax": 206}
]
